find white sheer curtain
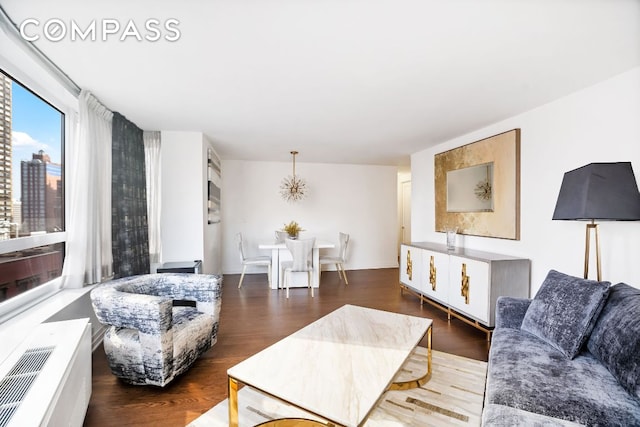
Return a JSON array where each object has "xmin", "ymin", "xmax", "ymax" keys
[
  {"xmin": 143, "ymin": 131, "xmax": 162, "ymax": 267},
  {"xmin": 62, "ymin": 90, "xmax": 113, "ymax": 287}
]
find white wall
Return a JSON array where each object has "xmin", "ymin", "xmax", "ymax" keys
[
  {"xmin": 160, "ymin": 131, "xmax": 221, "ymax": 274},
  {"xmin": 412, "ymin": 67, "xmax": 640, "ymax": 295},
  {"xmin": 221, "ymin": 160, "xmax": 398, "ymax": 274}
]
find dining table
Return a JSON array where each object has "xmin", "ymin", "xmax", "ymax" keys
[{"xmin": 258, "ymin": 239, "xmax": 335, "ymax": 290}]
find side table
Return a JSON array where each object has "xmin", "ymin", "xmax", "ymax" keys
[{"xmin": 157, "ymin": 260, "xmax": 202, "ymax": 274}]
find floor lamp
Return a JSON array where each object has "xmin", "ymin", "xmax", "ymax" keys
[{"xmin": 552, "ymin": 162, "xmax": 640, "ymax": 281}]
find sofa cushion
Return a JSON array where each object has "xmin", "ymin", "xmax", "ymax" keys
[
  {"xmin": 521, "ymin": 269, "xmax": 610, "ymax": 359},
  {"xmin": 485, "ymin": 327, "xmax": 640, "ymax": 425},
  {"xmin": 587, "ymin": 283, "xmax": 640, "ymax": 400}
]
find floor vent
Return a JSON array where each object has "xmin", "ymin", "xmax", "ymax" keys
[{"xmin": 0, "ymin": 346, "xmax": 54, "ymax": 427}]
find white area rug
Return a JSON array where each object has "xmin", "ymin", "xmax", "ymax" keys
[{"xmin": 188, "ymin": 348, "xmax": 487, "ymax": 427}]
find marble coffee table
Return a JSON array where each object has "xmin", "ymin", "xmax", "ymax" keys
[{"xmin": 227, "ymin": 304, "xmax": 433, "ymax": 426}]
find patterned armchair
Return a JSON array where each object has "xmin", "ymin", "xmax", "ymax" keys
[{"xmin": 90, "ymin": 273, "xmax": 223, "ymax": 387}]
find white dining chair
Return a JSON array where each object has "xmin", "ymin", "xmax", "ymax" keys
[
  {"xmin": 281, "ymin": 238, "xmax": 315, "ymax": 298},
  {"xmin": 319, "ymin": 232, "xmax": 349, "ymax": 285},
  {"xmin": 237, "ymin": 232, "xmax": 272, "ymax": 288}
]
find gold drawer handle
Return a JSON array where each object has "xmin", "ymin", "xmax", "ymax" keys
[
  {"xmin": 429, "ymin": 256, "xmax": 436, "ymax": 290},
  {"xmin": 406, "ymin": 250, "xmax": 413, "ymax": 281},
  {"xmin": 461, "ymin": 263, "xmax": 470, "ymax": 304}
]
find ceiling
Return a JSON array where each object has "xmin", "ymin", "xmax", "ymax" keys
[{"xmin": 2, "ymin": 0, "xmax": 639, "ymax": 166}]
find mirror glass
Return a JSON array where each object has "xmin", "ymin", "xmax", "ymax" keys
[{"xmin": 446, "ymin": 162, "xmax": 494, "ymax": 212}]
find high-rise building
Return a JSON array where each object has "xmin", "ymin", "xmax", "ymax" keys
[
  {"xmin": 0, "ymin": 73, "xmax": 12, "ymax": 231},
  {"xmin": 11, "ymin": 199, "xmax": 21, "ymax": 237},
  {"xmin": 21, "ymin": 150, "xmax": 62, "ymax": 234}
]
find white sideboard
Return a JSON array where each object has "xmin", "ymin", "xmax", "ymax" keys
[{"xmin": 400, "ymin": 242, "xmax": 530, "ymax": 339}]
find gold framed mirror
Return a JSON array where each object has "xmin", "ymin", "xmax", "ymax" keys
[{"xmin": 435, "ymin": 129, "xmax": 520, "ymax": 240}]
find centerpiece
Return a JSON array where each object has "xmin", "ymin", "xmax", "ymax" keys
[{"xmin": 282, "ymin": 221, "xmax": 304, "ymax": 239}]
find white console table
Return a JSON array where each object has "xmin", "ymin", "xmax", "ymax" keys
[
  {"xmin": 258, "ymin": 240, "xmax": 335, "ymax": 290},
  {"xmin": 400, "ymin": 242, "xmax": 530, "ymax": 339}
]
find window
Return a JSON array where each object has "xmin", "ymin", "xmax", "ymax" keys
[{"xmin": 0, "ymin": 70, "xmax": 65, "ymax": 304}]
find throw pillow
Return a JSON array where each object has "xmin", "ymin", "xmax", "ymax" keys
[
  {"xmin": 587, "ymin": 283, "xmax": 640, "ymax": 399},
  {"xmin": 521, "ymin": 269, "xmax": 610, "ymax": 359}
]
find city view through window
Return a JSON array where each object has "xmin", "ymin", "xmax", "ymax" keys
[{"xmin": 0, "ymin": 70, "xmax": 65, "ymax": 303}]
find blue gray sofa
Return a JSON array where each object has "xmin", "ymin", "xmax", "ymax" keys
[
  {"xmin": 482, "ymin": 270, "xmax": 640, "ymax": 426},
  {"xmin": 91, "ymin": 273, "xmax": 223, "ymax": 387}
]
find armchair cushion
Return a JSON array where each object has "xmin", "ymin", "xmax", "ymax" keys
[{"xmin": 521, "ymin": 270, "xmax": 610, "ymax": 359}]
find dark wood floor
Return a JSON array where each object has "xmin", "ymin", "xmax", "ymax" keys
[{"xmin": 83, "ymin": 268, "xmax": 490, "ymax": 427}]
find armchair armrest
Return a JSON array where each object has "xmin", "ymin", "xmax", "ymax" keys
[
  {"xmin": 495, "ymin": 296, "xmax": 532, "ymax": 329},
  {"xmin": 91, "ymin": 286, "xmax": 173, "ymax": 334}
]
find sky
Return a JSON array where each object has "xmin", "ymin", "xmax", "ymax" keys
[{"xmin": 10, "ymin": 80, "xmax": 63, "ymax": 202}]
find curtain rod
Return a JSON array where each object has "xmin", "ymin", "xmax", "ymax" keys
[{"xmin": 0, "ymin": 5, "xmax": 81, "ymax": 97}]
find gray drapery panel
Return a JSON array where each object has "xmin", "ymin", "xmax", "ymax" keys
[{"xmin": 112, "ymin": 112, "xmax": 150, "ymax": 278}]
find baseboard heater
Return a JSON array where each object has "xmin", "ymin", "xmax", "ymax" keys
[{"xmin": 0, "ymin": 318, "xmax": 91, "ymax": 427}]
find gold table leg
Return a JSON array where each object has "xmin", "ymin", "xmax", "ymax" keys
[
  {"xmin": 428, "ymin": 325, "xmax": 432, "ymax": 377},
  {"xmin": 388, "ymin": 325, "xmax": 432, "ymax": 390},
  {"xmin": 229, "ymin": 376, "xmax": 239, "ymax": 427}
]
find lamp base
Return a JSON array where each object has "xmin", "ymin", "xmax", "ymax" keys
[{"xmin": 584, "ymin": 222, "xmax": 602, "ymax": 281}]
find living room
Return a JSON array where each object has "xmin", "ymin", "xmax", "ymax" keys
[{"xmin": 0, "ymin": 1, "xmax": 639, "ymax": 426}]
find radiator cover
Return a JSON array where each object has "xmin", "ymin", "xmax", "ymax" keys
[{"xmin": 0, "ymin": 318, "xmax": 91, "ymax": 427}]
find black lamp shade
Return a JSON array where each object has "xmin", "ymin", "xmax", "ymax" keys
[{"xmin": 552, "ymin": 162, "xmax": 640, "ymax": 221}]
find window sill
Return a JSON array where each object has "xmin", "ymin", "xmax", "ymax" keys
[{"xmin": 0, "ymin": 286, "xmax": 95, "ymax": 365}]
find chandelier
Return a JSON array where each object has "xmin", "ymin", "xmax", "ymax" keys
[{"xmin": 280, "ymin": 151, "xmax": 308, "ymax": 202}]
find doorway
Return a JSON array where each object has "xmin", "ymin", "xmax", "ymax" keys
[{"xmin": 401, "ymin": 180, "xmax": 411, "ymax": 244}]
